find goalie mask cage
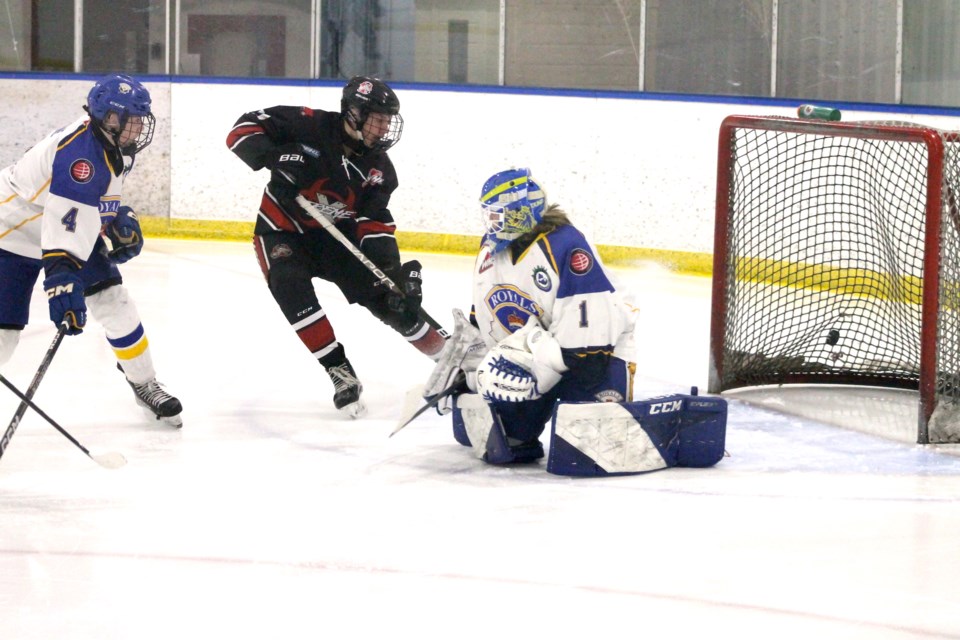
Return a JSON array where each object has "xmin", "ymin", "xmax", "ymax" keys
[{"xmin": 709, "ymin": 114, "xmax": 960, "ymax": 444}]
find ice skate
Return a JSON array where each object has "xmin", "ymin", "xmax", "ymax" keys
[
  {"xmin": 127, "ymin": 377, "xmax": 183, "ymax": 428},
  {"xmin": 326, "ymin": 360, "xmax": 366, "ymax": 418}
]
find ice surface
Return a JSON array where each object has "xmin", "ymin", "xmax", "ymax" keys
[{"xmin": 1, "ymin": 239, "xmax": 959, "ymax": 639}]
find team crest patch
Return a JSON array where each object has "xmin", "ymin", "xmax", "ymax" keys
[
  {"xmin": 478, "ymin": 250, "xmax": 494, "ymax": 274},
  {"xmin": 569, "ymin": 249, "xmax": 593, "ymax": 275},
  {"xmin": 532, "ymin": 266, "xmax": 551, "ymax": 291},
  {"xmin": 70, "ymin": 159, "xmax": 94, "ymax": 183},
  {"xmin": 363, "ymin": 168, "xmax": 384, "ymax": 187},
  {"xmin": 484, "ymin": 285, "xmax": 544, "ymax": 333},
  {"xmin": 595, "ymin": 389, "xmax": 624, "ymax": 402},
  {"xmin": 270, "ymin": 243, "xmax": 293, "ymax": 259},
  {"xmin": 358, "ymin": 81, "xmax": 373, "ymax": 95}
]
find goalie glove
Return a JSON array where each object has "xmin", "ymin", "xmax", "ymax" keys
[
  {"xmin": 475, "ymin": 315, "xmax": 568, "ymax": 403},
  {"xmin": 423, "ymin": 308, "xmax": 486, "ymax": 414}
]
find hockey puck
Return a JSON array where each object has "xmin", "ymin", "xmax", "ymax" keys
[{"xmin": 826, "ymin": 329, "xmax": 840, "ymax": 346}]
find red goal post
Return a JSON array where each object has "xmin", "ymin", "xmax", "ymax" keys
[{"xmin": 709, "ymin": 114, "xmax": 960, "ymax": 444}]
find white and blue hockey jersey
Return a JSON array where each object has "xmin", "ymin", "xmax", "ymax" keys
[
  {"xmin": 472, "ymin": 224, "xmax": 637, "ymax": 369},
  {"xmin": 0, "ymin": 116, "xmax": 129, "ymax": 268}
]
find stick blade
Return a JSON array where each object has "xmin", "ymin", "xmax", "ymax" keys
[
  {"xmin": 391, "ymin": 384, "xmax": 426, "ymax": 437},
  {"xmin": 91, "ymin": 451, "xmax": 127, "ymax": 469}
]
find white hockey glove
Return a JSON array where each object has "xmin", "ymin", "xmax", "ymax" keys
[
  {"xmin": 475, "ymin": 316, "xmax": 568, "ymax": 403},
  {"xmin": 423, "ymin": 309, "xmax": 487, "ymax": 415}
]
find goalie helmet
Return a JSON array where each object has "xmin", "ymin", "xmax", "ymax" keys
[
  {"xmin": 341, "ymin": 76, "xmax": 403, "ymax": 153},
  {"xmin": 85, "ymin": 74, "xmax": 156, "ymax": 155},
  {"xmin": 479, "ymin": 168, "xmax": 547, "ymax": 255}
]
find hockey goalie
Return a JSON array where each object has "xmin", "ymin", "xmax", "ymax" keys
[{"xmin": 422, "ymin": 168, "xmax": 726, "ymax": 476}]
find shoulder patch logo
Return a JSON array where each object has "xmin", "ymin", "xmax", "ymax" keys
[
  {"xmin": 270, "ymin": 243, "xmax": 293, "ymax": 259},
  {"xmin": 70, "ymin": 159, "xmax": 94, "ymax": 183},
  {"xmin": 478, "ymin": 249, "xmax": 494, "ymax": 274},
  {"xmin": 363, "ymin": 168, "xmax": 384, "ymax": 187},
  {"xmin": 569, "ymin": 248, "xmax": 593, "ymax": 275},
  {"xmin": 532, "ymin": 266, "xmax": 551, "ymax": 292}
]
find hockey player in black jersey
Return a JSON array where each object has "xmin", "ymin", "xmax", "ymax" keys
[{"xmin": 227, "ymin": 76, "xmax": 446, "ymax": 418}]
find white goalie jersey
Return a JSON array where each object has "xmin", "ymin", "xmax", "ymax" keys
[{"xmin": 471, "ymin": 224, "xmax": 636, "ymax": 363}]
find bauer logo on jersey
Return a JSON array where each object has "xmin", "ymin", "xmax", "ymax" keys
[
  {"xmin": 70, "ymin": 159, "xmax": 94, "ymax": 183},
  {"xmin": 484, "ymin": 285, "xmax": 543, "ymax": 333},
  {"xmin": 532, "ymin": 266, "xmax": 552, "ymax": 292},
  {"xmin": 569, "ymin": 249, "xmax": 593, "ymax": 275}
]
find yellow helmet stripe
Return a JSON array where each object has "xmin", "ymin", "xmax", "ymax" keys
[{"xmin": 481, "ymin": 175, "xmax": 528, "ymax": 203}]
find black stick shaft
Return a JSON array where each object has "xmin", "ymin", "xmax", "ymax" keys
[
  {"xmin": 0, "ymin": 325, "xmax": 67, "ymax": 461},
  {"xmin": 295, "ymin": 195, "xmax": 449, "ymax": 338},
  {"xmin": 0, "ymin": 373, "xmax": 93, "ymax": 457}
]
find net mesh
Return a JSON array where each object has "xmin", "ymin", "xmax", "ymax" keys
[{"xmin": 713, "ymin": 117, "xmax": 960, "ymax": 443}]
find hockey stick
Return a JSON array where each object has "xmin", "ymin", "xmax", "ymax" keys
[
  {"xmin": 1, "ymin": 324, "xmax": 66, "ymax": 462},
  {"xmin": 0, "ymin": 373, "xmax": 126, "ymax": 469},
  {"xmin": 294, "ymin": 194, "xmax": 450, "ymax": 339},
  {"xmin": 390, "ymin": 370, "xmax": 466, "ymax": 437}
]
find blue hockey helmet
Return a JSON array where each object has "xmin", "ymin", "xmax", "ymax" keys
[
  {"xmin": 479, "ymin": 168, "xmax": 547, "ymax": 254},
  {"xmin": 85, "ymin": 74, "xmax": 156, "ymax": 155}
]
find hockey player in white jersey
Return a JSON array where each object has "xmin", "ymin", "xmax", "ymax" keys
[
  {"xmin": 423, "ymin": 167, "xmax": 637, "ymax": 464},
  {"xmin": 0, "ymin": 74, "xmax": 182, "ymax": 427},
  {"xmin": 423, "ymin": 168, "xmax": 726, "ymax": 474}
]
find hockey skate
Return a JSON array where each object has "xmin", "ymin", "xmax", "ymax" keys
[
  {"xmin": 127, "ymin": 377, "xmax": 183, "ymax": 428},
  {"xmin": 326, "ymin": 361, "xmax": 366, "ymax": 418}
]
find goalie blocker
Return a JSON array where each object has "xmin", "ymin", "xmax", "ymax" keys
[{"xmin": 451, "ymin": 390, "xmax": 727, "ymax": 476}]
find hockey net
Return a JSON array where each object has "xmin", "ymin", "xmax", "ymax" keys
[{"xmin": 709, "ymin": 115, "xmax": 960, "ymax": 444}]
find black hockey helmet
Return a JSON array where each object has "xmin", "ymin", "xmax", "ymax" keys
[{"xmin": 340, "ymin": 76, "xmax": 403, "ymax": 153}]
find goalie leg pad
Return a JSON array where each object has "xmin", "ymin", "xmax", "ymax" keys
[
  {"xmin": 676, "ymin": 397, "xmax": 728, "ymax": 467},
  {"xmin": 452, "ymin": 393, "xmax": 545, "ymax": 464},
  {"xmin": 546, "ymin": 394, "xmax": 727, "ymax": 476}
]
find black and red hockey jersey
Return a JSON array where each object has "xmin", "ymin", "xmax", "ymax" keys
[{"xmin": 226, "ymin": 105, "xmax": 401, "ymax": 273}]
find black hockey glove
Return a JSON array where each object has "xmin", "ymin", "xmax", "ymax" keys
[
  {"xmin": 266, "ymin": 143, "xmax": 320, "ymax": 201},
  {"xmin": 103, "ymin": 206, "xmax": 143, "ymax": 263},
  {"xmin": 386, "ymin": 260, "xmax": 423, "ymax": 316}
]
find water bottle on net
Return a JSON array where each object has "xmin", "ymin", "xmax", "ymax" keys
[{"xmin": 797, "ymin": 104, "xmax": 842, "ymax": 121}]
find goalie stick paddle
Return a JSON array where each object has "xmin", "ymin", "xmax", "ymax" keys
[
  {"xmin": 0, "ymin": 374, "xmax": 126, "ymax": 469},
  {"xmin": 390, "ymin": 370, "xmax": 466, "ymax": 437},
  {"xmin": 294, "ymin": 194, "xmax": 450, "ymax": 339}
]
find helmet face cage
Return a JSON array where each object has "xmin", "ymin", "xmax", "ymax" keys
[
  {"xmin": 86, "ymin": 74, "xmax": 155, "ymax": 155},
  {"xmin": 341, "ymin": 76, "xmax": 403, "ymax": 152},
  {"xmin": 479, "ymin": 168, "xmax": 546, "ymax": 252}
]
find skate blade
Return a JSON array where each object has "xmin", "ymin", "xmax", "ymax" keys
[
  {"xmin": 138, "ymin": 404, "xmax": 183, "ymax": 428},
  {"xmin": 338, "ymin": 399, "xmax": 367, "ymax": 419}
]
